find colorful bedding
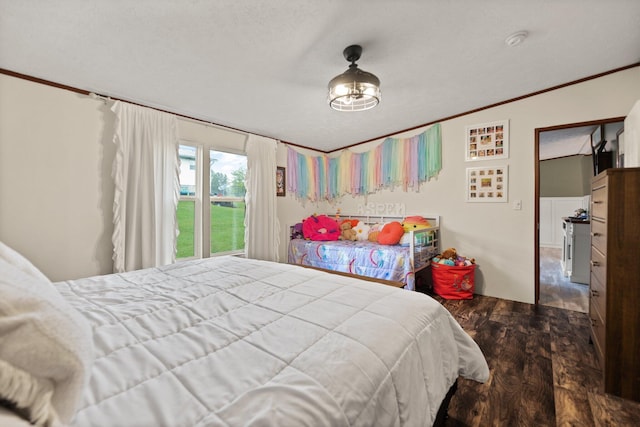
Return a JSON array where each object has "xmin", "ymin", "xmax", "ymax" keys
[{"xmin": 288, "ymin": 239, "xmax": 433, "ymax": 290}]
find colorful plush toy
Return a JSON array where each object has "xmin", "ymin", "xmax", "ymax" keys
[
  {"xmin": 401, "ymin": 216, "xmax": 431, "ymax": 232},
  {"xmin": 339, "ymin": 220, "xmax": 358, "ymax": 241},
  {"xmin": 353, "ymin": 221, "xmax": 371, "ymax": 241},
  {"xmin": 440, "ymin": 247, "xmax": 457, "ymax": 261},
  {"xmin": 399, "ymin": 216, "xmax": 431, "ymax": 245},
  {"xmin": 302, "ymin": 214, "xmax": 340, "ymax": 241},
  {"xmin": 343, "ymin": 218, "xmax": 359, "ymax": 228},
  {"xmin": 367, "ymin": 223, "xmax": 384, "ymax": 242},
  {"xmin": 432, "ymin": 248, "xmax": 476, "ymax": 266},
  {"xmin": 377, "ymin": 221, "xmax": 404, "ymax": 245},
  {"xmin": 437, "ymin": 248, "xmax": 457, "ymax": 265},
  {"xmin": 291, "ymin": 222, "xmax": 304, "ymax": 239}
]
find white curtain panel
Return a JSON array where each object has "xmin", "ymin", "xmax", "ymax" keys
[
  {"xmin": 111, "ymin": 101, "xmax": 180, "ymax": 273},
  {"xmin": 245, "ymin": 135, "xmax": 280, "ymax": 261}
]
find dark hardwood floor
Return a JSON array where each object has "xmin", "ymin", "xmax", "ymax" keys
[{"xmin": 433, "ymin": 294, "xmax": 640, "ymax": 426}]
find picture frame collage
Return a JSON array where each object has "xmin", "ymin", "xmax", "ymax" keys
[
  {"xmin": 465, "ymin": 120, "xmax": 509, "ymax": 203},
  {"xmin": 465, "ymin": 120, "xmax": 509, "ymax": 161},
  {"xmin": 466, "ymin": 166, "xmax": 508, "ymax": 202}
]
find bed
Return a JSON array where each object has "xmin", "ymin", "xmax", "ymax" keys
[
  {"xmin": 289, "ymin": 215, "xmax": 440, "ymax": 291},
  {"xmin": 0, "ymin": 241, "xmax": 489, "ymax": 427}
]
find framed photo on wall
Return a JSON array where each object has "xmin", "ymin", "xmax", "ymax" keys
[
  {"xmin": 466, "ymin": 165, "xmax": 508, "ymax": 202},
  {"xmin": 276, "ymin": 166, "xmax": 286, "ymax": 197},
  {"xmin": 465, "ymin": 120, "xmax": 509, "ymax": 161}
]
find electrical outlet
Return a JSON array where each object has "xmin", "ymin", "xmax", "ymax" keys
[{"xmin": 513, "ymin": 200, "xmax": 522, "ymax": 210}]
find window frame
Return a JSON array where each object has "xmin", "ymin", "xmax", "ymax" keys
[{"xmin": 178, "ymin": 140, "xmax": 246, "ymax": 260}]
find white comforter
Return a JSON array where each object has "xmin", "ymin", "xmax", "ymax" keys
[{"xmin": 55, "ymin": 256, "xmax": 489, "ymax": 427}]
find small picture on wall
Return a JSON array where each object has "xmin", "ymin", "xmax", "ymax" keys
[
  {"xmin": 465, "ymin": 120, "xmax": 509, "ymax": 161},
  {"xmin": 276, "ymin": 166, "xmax": 286, "ymax": 197},
  {"xmin": 466, "ymin": 165, "xmax": 508, "ymax": 202}
]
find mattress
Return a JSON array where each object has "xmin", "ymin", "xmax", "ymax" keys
[
  {"xmin": 288, "ymin": 239, "xmax": 435, "ymax": 290},
  {"xmin": 53, "ymin": 256, "xmax": 488, "ymax": 426}
]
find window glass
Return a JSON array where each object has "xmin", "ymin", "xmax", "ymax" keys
[
  {"xmin": 209, "ymin": 150, "xmax": 246, "ymax": 254},
  {"xmin": 176, "ymin": 200, "xmax": 195, "ymax": 258},
  {"xmin": 177, "ymin": 145, "xmax": 197, "ymax": 258}
]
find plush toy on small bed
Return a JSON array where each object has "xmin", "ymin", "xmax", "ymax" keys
[
  {"xmin": 353, "ymin": 221, "xmax": 371, "ymax": 241},
  {"xmin": 367, "ymin": 223, "xmax": 384, "ymax": 242},
  {"xmin": 339, "ymin": 220, "xmax": 358, "ymax": 241},
  {"xmin": 376, "ymin": 221, "xmax": 405, "ymax": 245},
  {"xmin": 399, "ymin": 216, "xmax": 431, "ymax": 246},
  {"xmin": 302, "ymin": 214, "xmax": 341, "ymax": 241},
  {"xmin": 291, "ymin": 222, "xmax": 304, "ymax": 239}
]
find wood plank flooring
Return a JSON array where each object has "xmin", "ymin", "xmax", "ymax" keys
[
  {"xmin": 539, "ymin": 247, "xmax": 588, "ymax": 313},
  {"xmin": 432, "ymin": 294, "xmax": 640, "ymax": 426}
]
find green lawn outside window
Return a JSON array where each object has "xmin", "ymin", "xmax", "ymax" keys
[{"xmin": 176, "ymin": 200, "xmax": 245, "ymax": 258}]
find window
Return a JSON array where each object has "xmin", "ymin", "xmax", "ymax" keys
[{"xmin": 177, "ymin": 144, "xmax": 247, "ymax": 259}]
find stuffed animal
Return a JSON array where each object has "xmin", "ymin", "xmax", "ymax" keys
[
  {"xmin": 339, "ymin": 220, "xmax": 358, "ymax": 241},
  {"xmin": 302, "ymin": 214, "xmax": 341, "ymax": 241},
  {"xmin": 433, "ymin": 248, "xmax": 476, "ymax": 267},
  {"xmin": 367, "ymin": 223, "xmax": 384, "ymax": 242},
  {"xmin": 399, "ymin": 216, "xmax": 431, "ymax": 245},
  {"xmin": 353, "ymin": 221, "xmax": 371, "ymax": 241},
  {"xmin": 377, "ymin": 221, "xmax": 404, "ymax": 245},
  {"xmin": 401, "ymin": 216, "xmax": 431, "ymax": 232},
  {"xmin": 291, "ymin": 222, "xmax": 304, "ymax": 239},
  {"xmin": 440, "ymin": 247, "xmax": 457, "ymax": 261},
  {"xmin": 435, "ymin": 248, "xmax": 457, "ymax": 266},
  {"xmin": 343, "ymin": 218, "xmax": 359, "ymax": 228}
]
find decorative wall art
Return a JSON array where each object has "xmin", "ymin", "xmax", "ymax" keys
[
  {"xmin": 465, "ymin": 120, "xmax": 509, "ymax": 161},
  {"xmin": 276, "ymin": 166, "xmax": 286, "ymax": 196},
  {"xmin": 466, "ymin": 165, "xmax": 508, "ymax": 202},
  {"xmin": 286, "ymin": 124, "xmax": 442, "ymax": 202}
]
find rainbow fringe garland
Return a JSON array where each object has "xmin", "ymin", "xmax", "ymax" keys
[{"xmin": 286, "ymin": 124, "xmax": 442, "ymax": 201}]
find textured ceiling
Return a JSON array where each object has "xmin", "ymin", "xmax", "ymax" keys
[
  {"xmin": 539, "ymin": 126, "xmax": 596, "ymax": 161},
  {"xmin": 1, "ymin": 1, "xmax": 639, "ymax": 152}
]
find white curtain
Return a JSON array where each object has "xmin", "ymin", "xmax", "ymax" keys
[
  {"xmin": 245, "ymin": 135, "xmax": 280, "ymax": 261},
  {"xmin": 111, "ymin": 101, "xmax": 180, "ymax": 272}
]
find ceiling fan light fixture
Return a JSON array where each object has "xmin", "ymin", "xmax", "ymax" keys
[{"xmin": 328, "ymin": 45, "xmax": 381, "ymax": 112}]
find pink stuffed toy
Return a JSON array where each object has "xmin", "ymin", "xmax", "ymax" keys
[{"xmin": 302, "ymin": 215, "xmax": 340, "ymax": 241}]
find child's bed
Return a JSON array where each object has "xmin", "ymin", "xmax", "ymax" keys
[
  {"xmin": 288, "ymin": 215, "xmax": 440, "ymax": 291},
  {"xmin": 0, "ymin": 241, "xmax": 488, "ymax": 427}
]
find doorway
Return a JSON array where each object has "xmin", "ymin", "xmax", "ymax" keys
[{"xmin": 534, "ymin": 117, "xmax": 625, "ymax": 311}]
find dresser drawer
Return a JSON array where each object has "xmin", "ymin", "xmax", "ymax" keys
[
  {"xmin": 590, "ymin": 271, "xmax": 606, "ymax": 323},
  {"xmin": 590, "ymin": 300, "xmax": 606, "ymax": 369},
  {"xmin": 590, "ymin": 218, "xmax": 607, "ymax": 254},
  {"xmin": 591, "ymin": 183, "xmax": 608, "ymax": 219},
  {"xmin": 591, "ymin": 246, "xmax": 607, "ymax": 289}
]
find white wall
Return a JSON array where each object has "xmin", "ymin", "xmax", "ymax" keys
[
  {"xmin": 276, "ymin": 66, "xmax": 640, "ymax": 304},
  {"xmin": 0, "ymin": 73, "xmax": 248, "ymax": 281},
  {"xmin": 0, "ymin": 74, "xmax": 115, "ymax": 281},
  {"xmin": 625, "ymin": 99, "xmax": 640, "ymax": 167},
  {"xmin": 539, "ymin": 197, "xmax": 588, "ymax": 248}
]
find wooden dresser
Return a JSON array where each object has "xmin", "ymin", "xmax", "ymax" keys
[{"xmin": 589, "ymin": 167, "xmax": 640, "ymax": 402}]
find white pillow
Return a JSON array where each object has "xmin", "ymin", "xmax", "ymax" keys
[{"xmin": 0, "ymin": 242, "xmax": 93, "ymax": 426}]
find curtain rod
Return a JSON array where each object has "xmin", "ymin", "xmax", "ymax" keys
[
  {"xmin": 176, "ymin": 115, "xmax": 248, "ymax": 138},
  {"xmin": 88, "ymin": 91, "xmax": 249, "ymax": 138}
]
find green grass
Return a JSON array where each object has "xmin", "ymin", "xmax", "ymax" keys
[{"xmin": 176, "ymin": 201, "xmax": 245, "ymax": 258}]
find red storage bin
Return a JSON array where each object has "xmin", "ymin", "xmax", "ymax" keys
[{"xmin": 432, "ymin": 263, "xmax": 476, "ymax": 299}]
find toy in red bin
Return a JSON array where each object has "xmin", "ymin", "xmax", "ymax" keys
[{"xmin": 431, "ymin": 248, "xmax": 476, "ymax": 299}]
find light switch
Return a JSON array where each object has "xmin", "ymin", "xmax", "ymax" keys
[{"xmin": 513, "ymin": 200, "xmax": 522, "ymax": 210}]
